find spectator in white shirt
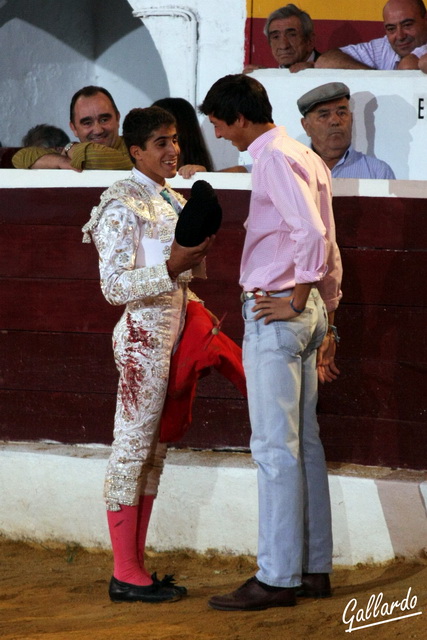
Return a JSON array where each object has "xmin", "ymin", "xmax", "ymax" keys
[{"xmin": 315, "ymin": 0, "xmax": 427, "ymax": 70}]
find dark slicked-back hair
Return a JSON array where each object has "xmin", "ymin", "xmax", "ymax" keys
[
  {"xmin": 69, "ymin": 86, "xmax": 119, "ymax": 123},
  {"xmin": 122, "ymin": 107, "xmax": 176, "ymax": 163},
  {"xmin": 199, "ymin": 74, "xmax": 273, "ymax": 125},
  {"xmin": 264, "ymin": 4, "xmax": 314, "ymax": 40}
]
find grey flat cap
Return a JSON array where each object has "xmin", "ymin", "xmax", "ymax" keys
[{"xmin": 297, "ymin": 82, "xmax": 350, "ymax": 116}]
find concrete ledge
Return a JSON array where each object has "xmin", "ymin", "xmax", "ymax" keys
[
  {"xmin": 1, "ymin": 442, "xmax": 426, "ymax": 565},
  {"xmin": 3, "ymin": 169, "xmax": 427, "ymax": 198}
]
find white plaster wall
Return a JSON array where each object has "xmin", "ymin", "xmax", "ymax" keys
[
  {"xmin": 1, "ymin": 443, "xmax": 426, "ymax": 565},
  {"xmin": 127, "ymin": 0, "xmax": 247, "ymax": 169},
  {"xmin": 329, "ymin": 475, "xmax": 395, "ymax": 565},
  {"xmin": 0, "ymin": 2, "xmax": 93, "ymax": 146},
  {"xmin": 94, "ymin": 3, "xmax": 170, "ymax": 116},
  {"xmin": 127, "ymin": 0, "xmax": 246, "ymax": 102},
  {"xmin": 0, "ymin": 0, "xmax": 170, "ymax": 146},
  {"xmin": 3, "ymin": 169, "xmax": 427, "ymax": 199}
]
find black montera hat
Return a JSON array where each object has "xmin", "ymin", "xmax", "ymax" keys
[{"xmin": 175, "ymin": 180, "xmax": 222, "ymax": 247}]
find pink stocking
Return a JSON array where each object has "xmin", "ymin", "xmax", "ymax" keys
[
  {"xmin": 136, "ymin": 494, "xmax": 155, "ymax": 569},
  {"xmin": 107, "ymin": 504, "xmax": 152, "ymax": 586}
]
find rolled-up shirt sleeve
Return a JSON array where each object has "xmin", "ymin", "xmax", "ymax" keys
[{"xmin": 265, "ymin": 151, "xmax": 328, "ymax": 284}]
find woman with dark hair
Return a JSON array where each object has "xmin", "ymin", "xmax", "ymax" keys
[{"xmin": 152, "ymin": 97, "xmax": 214, "ymax": 175}]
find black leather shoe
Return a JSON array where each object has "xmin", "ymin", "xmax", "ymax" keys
[
  {"xmin": 208, "ymin": 576, "xmax": 296, "ymax": 611},
  {"xmin": 296, "ymin": 573, "xmax": 331, "ymax": 598},
  {"xmin": 109, "ymin": 576, "xmax": 181, "ymax": 603},
  {"xmin": 151, "ymin": 572, "xmax": 188, "ymax": 596}
]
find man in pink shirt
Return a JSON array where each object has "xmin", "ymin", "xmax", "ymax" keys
[{"xmin": 200, "ymin": 74, "xmax": 342, "ymax": 612}]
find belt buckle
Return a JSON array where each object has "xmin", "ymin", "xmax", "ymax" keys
[{"xmin": 241, "ymin": 289, "xmax": 268, "ymax": 303}]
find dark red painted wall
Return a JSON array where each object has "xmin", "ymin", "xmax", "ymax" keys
[{"xmin": 0, "ymin": 185, "xmax": 426, "ymax": 469}]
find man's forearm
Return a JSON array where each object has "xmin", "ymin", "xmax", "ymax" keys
[
  {"xmin": 31, "ymin": 154, "xmax": 74, "ymax": 169},
  {"xmin": 291, "ymin": 283, "xmax": 313, "ymax": 312},
  {"xmin": 70, "ymin": 142, "xmax": 133, "ymax": 170},
  {"xmin": 12, "ymin": 147, "xmax": 53, "ymax": 169},
  {"xmin": 13, "ymin": 146, "xmax": 75, "ymax": 169},
  {"xmin": 315, "ymin": 49, "xmax": 373, "ymax": 70}
]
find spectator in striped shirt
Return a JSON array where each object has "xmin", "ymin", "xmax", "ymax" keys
[
  {"xmin": 12, "ymin": 86, "xmax": 133, "ymax": 171},
  {"xmin": 298, "ymin": 82, "xmax": 396, "ymax": 179},
  {"xmin": 315, "ymin": 0, "xmax": 427, "ymax": 70}
]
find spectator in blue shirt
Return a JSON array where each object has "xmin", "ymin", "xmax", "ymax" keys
[{"xmin": 298, "ymin": 82, "xmax": 395, "ymax": 179}]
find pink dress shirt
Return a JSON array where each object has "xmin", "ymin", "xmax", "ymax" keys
[{"xmin": 240, "ymin": 126, "xmax": 342, "ymax": 312}]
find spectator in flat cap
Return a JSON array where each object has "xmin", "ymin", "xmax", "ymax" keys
[
  {"xmin": 298, "ymin": 82, "xmax": 396, "ymax": 179},
  {"xmin": 244, "ymin": 4, "xmax": 320, "ymax": 74},
  {"xmin": 316, "ymin": 0, "xmax": 427, "ymax": 70}
]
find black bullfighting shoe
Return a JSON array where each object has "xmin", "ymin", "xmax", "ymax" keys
[
  {"xmin": 109, "ymin": 576, "xmax": 181, "ymax": 603},
  {"xmin": 151, "ymin": 572, "xmax": 188, "ymax": 596}
]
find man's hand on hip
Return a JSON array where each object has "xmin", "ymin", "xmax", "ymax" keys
[{"xmin": 252, "ymin": 295, "xmax": 300, "ymax": 323}]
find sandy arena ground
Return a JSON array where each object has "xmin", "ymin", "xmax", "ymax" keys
[{"xmin": 0, "ymin": 537, "xmax": 426, "ymax": 640}]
